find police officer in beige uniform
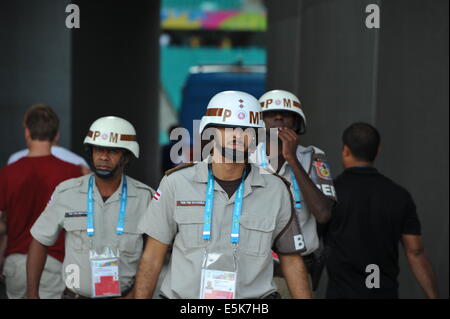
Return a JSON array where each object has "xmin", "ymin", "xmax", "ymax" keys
[
  {"xmin": 135, "ymin": 91, "xmax": 312, "ymax": 299},
  {"xmin": 251, "ymin": 90, "xmax": 337, "ymax": 290},
  {"xmin": 26, "ymin": 116, "xmax": 154, "ymax": 299}
]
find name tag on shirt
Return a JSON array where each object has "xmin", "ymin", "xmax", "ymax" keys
[
  {"xmin": 65, "ymin": 211, "xmax": 88, "ymax": 218},
  {"xmin": 176, "ymin": 201, "xmax": 206, "ymax": 207}
]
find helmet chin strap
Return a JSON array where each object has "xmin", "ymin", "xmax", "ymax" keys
[
  {"xmin": 219, "ymin": 146, "xmax": 250, "ymax": 163},
  {"xmin": 92, "ymin": 154, "xmax": 127, "ymax": 180}
]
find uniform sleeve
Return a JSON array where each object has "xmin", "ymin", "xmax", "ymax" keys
[
  {"xmin": 402, "ymin": 193, "xmax": 421, "ymax": 235},
  {"xmin": 309, "ymin": 151, "xmax": 338, "ymax": 202},
  {"xmin": 138, "ymin": 175, "xmax": 177, "ymax": 245},
  {"xmin": 272, "ymin": 181, "xmax": 306, "ymax": 255},
  {"xmin": 146, "ymin": 187, "xmax": 155, "ymax": 208},
  {"xmin": 30, "ymin": 190, "xmax": 64, "ymax": 246}
]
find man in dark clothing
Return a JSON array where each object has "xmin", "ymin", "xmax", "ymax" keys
[{"xmin": 324, "ymin": 122, "xmax": 439, "ymax": 299}]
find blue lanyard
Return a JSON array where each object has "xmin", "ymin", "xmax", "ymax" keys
[
  {"xmin": 289, "ymin": 168, "xmax": 302, "ymax": 209},
  {"xmin": 87, "ymin": 175, "xmax": 128, "ymax": 237},
  {"xmin": 203, "ymin": 167, "xmax": 246, "ymax": 244},
  {"xmin": 260, "ymin": 143, "xmax": 269, "ymax": 168}
]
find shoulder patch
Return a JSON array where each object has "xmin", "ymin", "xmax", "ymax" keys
[
  {"xmin": 165, "ymin": 163, "xmax": 195, "ymax": 176},
  {"xmin": 132, "ymin": 179, "xmax": 153, "ymax": 191}
]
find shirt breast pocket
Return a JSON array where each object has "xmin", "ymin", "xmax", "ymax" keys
[
  {"xmin": 238, "ymin": 214, "xmax": 276, "ymax": 257},
  {"xmin": 120, "ymin": 220, "xmax": 144, "ymax": 256},
  {"xmin": 63, "ymin": 217, "xmax": 89, "ymax": 253},
  {"xmin": 174, "ymin": 208, "xmax": 207, "ymax": 249}
]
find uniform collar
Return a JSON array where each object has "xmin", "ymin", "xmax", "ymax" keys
[
  {"xmin": 193, "ymin": 160, "xmax": 266, "ymax": 188},
  {"xmin": 80, "ymin": 173, "xmax": 137, "ymax": 197}
]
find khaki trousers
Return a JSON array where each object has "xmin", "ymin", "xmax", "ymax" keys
[{"xmin": 3, "ymin": 253, "xmax": 64, "ymax": 299}]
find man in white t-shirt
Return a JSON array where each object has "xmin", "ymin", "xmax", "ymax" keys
[{"xmin": 8, "ymin": 146, "xmax": 88, "ymax": 169}]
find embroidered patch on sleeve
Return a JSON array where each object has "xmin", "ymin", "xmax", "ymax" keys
[{"xmin": 153, "ymin": 189, "xmax": 162, "ymax": 201}]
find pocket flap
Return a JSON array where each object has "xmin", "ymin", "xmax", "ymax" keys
[
  {"xmin": 174, "ymin": 209, "xmax": 204, "ymax": 225},
  {"xmin": 239, "ymin": 214, "xmax": 275, "ymax": 232},
  {"xmin": 123, "ymin": 219, "xmax": 142, "ymax": 234},
  {"xmin": 64, "ymin": 217, "xmax": 87, "ymax": 231}
]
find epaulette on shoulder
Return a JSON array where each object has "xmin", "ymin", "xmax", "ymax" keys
[
  {"xmin": 56, "ymin": 176, "xmax": 83, "ymax": 193},
  {"xmin": 130, "ymin": 178, "xmax": 153, "ymax": 191},
  {"xmin": 272, "ymin": 173, "xmax": 292, "ymax": 188},
  {"xmin": 311, "ymin": 146, "xmax": 325, "ymax": 155},
  {"xmin": 165, "ymin": 163, "xmax": 196, "ymax": 176}
]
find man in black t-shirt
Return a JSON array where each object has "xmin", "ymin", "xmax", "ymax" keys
[{"xmin": 324, "ymin": 122, "xmax": 439, "ymax": 299}]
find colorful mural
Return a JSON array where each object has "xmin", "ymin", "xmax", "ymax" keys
[{"xmin": 161, "ymin": 9, "xmax": 266, "ymax": 31}]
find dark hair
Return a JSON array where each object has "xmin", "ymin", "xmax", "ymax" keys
[
  {"xmin": 23, "ymin": 104, "xmax": 59, "ymax": 141},
  {"xmin": 342, "ymin": 122, "xmax": 380, "ymax": 162}
]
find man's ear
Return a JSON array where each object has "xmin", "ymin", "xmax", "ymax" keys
[
  {"xmin": 24, "ymin": 127, "xmax": 31, "ymax": 140},
  {"xmin": 123, "ymin": 152, "xmax": 131, "ymax": 165},
  {"xmin": 53, "ymin": 131, "xmax": 60, "ymax": 145},
  {"xmin": 343, "ymin": 144, "xmax": 351, "ymax": 157}
]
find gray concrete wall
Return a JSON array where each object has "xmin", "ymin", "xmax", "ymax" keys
[
  {"xmin": 70, "ymin": 0, "xmax": 161, "ymax": 187},
  {"xmin": 0, "ymin": 0, "xmax": 72, "ymax": 164},
  {"xmin": 0, "ymin": 0, "xmax": 161, "ymax": 187},
  {"xmin": 267, "ymin": 0, "xmax": 448, "ymax": 298},
  {"xmin": 375, "ymin": 0, "xmax": 449, "ymax": 299}
]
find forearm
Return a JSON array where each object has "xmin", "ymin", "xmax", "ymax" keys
[
  {"xmin": 407, "ymin": 251, "xmax": 439, "ymax": 298},
  {"xmin": 0, "ymin": 235, "xmax": 6, "ymax": 277},
  {"xmin": 0, "ymin": 213, "xmax": 7, "ymax": 257},
  {"xmin": 135, "ymin": 252, "xmax": 164, "ymax": 299},
  {"xmin": 26, "ymin": 239, "xmax": 49, "ymax": 299},
  {"xmin": 288, "ymin": 158, "xmax": 333, "ymax": 223},
  {"xmin": 280, "ymin": 254, "xmax": 312, "ymax": 299},
  {"xmin": 0, "ymin": 213, "xmax": 7, "ymax": 278},
  {"xmin": 0, "ymin": 234, "xmax": 6, "ymax": 257},
  {"xmin": 0, "ymin": 220, "xmax": 6, "ymax": 236}
]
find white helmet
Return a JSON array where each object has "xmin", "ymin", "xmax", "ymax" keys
[
  {"xmin": 199, "ymin": 91, "xmax": 265, "ymax": 134},
  {"xmin": 84, "ymin": 116, "xmax": 139, "ymax": 158},
  {"xmin": 259, "ymin": 90, "xmax": 306, "ymax": 134}
]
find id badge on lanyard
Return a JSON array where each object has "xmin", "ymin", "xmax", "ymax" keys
[
  {"xmin": 87, "ymin": 175, "xmax": 127, "ymax": 298},
  {"xmin": 90, "ymin": 248, "xmax": 121, "ymax": 298},
  {"xmin": 199, "ymin": 167, "xmax": 245, "ymax": 299},
  {"xmin": 200, "ymin": 251, "xmax": 238, "ymax": 299}
]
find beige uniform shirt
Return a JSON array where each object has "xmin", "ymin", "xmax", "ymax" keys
[
  {"xmin": 250, "ymin": 144, "xmax": 337, "ymax": 255},
  {"xmin": 31, "ymin": 173, "xmax": 154, "ymax": 297},
  {"xmin": 139, "ymin": 162, "xmax": 304, "ymax": 299}
]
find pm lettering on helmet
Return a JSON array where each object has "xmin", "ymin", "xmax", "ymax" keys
[
  {"xmin": 84, "ymin": 117, "xmax": 140, "ymax": 158},
  {"xmin": 222, "ymin": 109, "xmax": 232, "ymax": 122},
  {"xmin": 283, "ymin": 98, "xmax": 292, "ymax": 108},
  {"xmin": 260, "ymin": 99, "xmax": 273, "ymax": 109},
  {"xmin": 92, "ymin": 131, "xmax": 101, "ymax": 141},
  {"xmin": 250, "ymin": 111, "xmax": 260, "ymax": 125},
  {"xmin": 109, "ymin": 132, "xmax": 118, "ymax": 143}
]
